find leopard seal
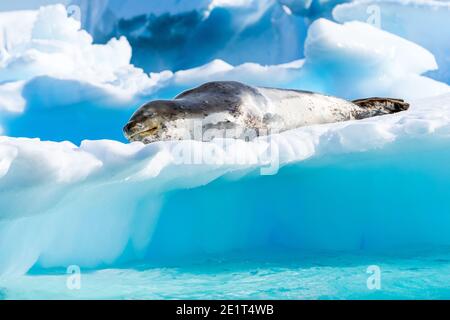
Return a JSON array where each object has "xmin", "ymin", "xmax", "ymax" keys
[{"xmin": 124, "ymin": 81, "xmax": 409, "ymax": 144}]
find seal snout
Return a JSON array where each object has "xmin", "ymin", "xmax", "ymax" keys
[
  {"xmin": 388, "ymin": 99, "xmax": 410, "ymax": 113},
  {"xmin": 396, "ymin": 100, "xmax": 410, "ymax": 111},
  {"xmin": 123, "ymin": 117, "xmax": 162, "ymax": 142},
  {"xmin": 123, "ymin": 120, "xmax": 142, "ymax": 139},
  {"xmin": 123, "ymin": 121, "xmax": 136, "ymax": 135}
]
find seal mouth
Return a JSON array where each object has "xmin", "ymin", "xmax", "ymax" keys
[{"xmin": 125, "ymin": 125, "xmax": 160, "ymax": 141}]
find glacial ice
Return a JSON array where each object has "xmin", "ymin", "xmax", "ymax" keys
[
  {"xmin": 279, "ymin": 0, "xmax": 350, "ymax": 18},
  {"xmin": 2, "ymin": 1, "xmax": 449, "ymax": 84},
  {"xmin": 2, "ymin": 93, "xmax": 450, "ymax": 275},
  {"xmin": 296, "ymin": 19, "xmax": 449, "ymax": 99},
  {"xmin": 0, "ymin": 0, "xmax": 71, "ymax": 11},
  {"xmin": 68, "ymin": 0, "xmax": 308, "ymax": 71},
  {"xmin": 2, "ymin": 5, "xmax": 448, "ymax": 144},
  {"xmin": 53, "ymin": 0, "xmax": 349, "ymax": 72},
  {"xmin": 0, "ymin": 3, "xmax": 450, "ymax": 276},
  {"xmin": 0, "ymin": 5, "xmax": 153, "ymax": 97},
  {"xmin": 333, "ymin": 0, "xmax": 450, "ymax": 83},
  {"xmin": 0, "ymin": 5, "xmax": 158, "ymax": 141}
]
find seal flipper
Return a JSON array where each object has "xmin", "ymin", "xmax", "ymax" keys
[{"xmin": 352, "ymin": 97, "xmax": 409, "ymax": 119}]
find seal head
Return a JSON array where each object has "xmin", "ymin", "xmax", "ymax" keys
[{"xmin": 123, "ymin": 100, "xmax": 197, "ymax": 143}]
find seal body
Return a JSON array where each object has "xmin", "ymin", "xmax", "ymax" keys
[{"xmin": 124, "ymin": 81, "xmax": 409, "ymax": 144}]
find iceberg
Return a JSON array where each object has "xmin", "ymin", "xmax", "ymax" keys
[
  {"xmin": 279, "ymin": 0, "xmax": 350, "ymax": 18},
  {"xmin": 2, "ymin": 92, "xmax": 450, "ymax": 275},
  {"xmin": 0, "ymin": 5, "xmax": 304, "ymax": 142},
  {"xmin": 68, "ymin": 0, "xmax": 308, "ymax": 72},
  {"xmin": 0, "ymin": 5, "xmax": 158, "ymax": 142},
  {"xmin": 150, "ymin": 19, "xmax": 449, "ymax": 101},
  {"xmin": 1, "ymin": 3, "xmax": 450, "ymax": 278},
  {"xmin": 0, "ymin": 5, "xmax": 154, "ymax": 98},
  {"xmin": 1, "ymin": 5, "xmax": 448, "ymax": 144},
  {"xmin": 295, "ymin": 18, "xmax": 449, "ymax": 99},
  {"xmin": 333, "ymin": 0, "xmax": 450, "ymax": 83},
  {"xmin": 0, "ymin": 0, "xmax": 71, "ymax": 11}
]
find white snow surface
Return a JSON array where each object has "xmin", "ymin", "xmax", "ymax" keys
[
  {"xmin": 0, "ymin": 5, "xmax": 154, "ymax": 114},
  {"xmin": 333, "ymin": 0, "xmax": 450, "ymax": 83}
]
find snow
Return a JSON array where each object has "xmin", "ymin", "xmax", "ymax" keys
[
  {"xmin": 0, "ymin": 10, "xmax": 37, "ymax": 53},
  {"xmin": 333, "ymin": 0, "xmax": 450, "ymax": 83},
  {"xmin": 0, "ymin": 5, "xmax": 153, "ymax": 98},
  {"xmin": 296, "ymin": 18, "xmax": 449, "ymax": 99}
]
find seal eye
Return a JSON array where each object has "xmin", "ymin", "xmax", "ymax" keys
[{"xmin": 146, "ymin": 126, "xmax": 159, "ymax": 133}]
